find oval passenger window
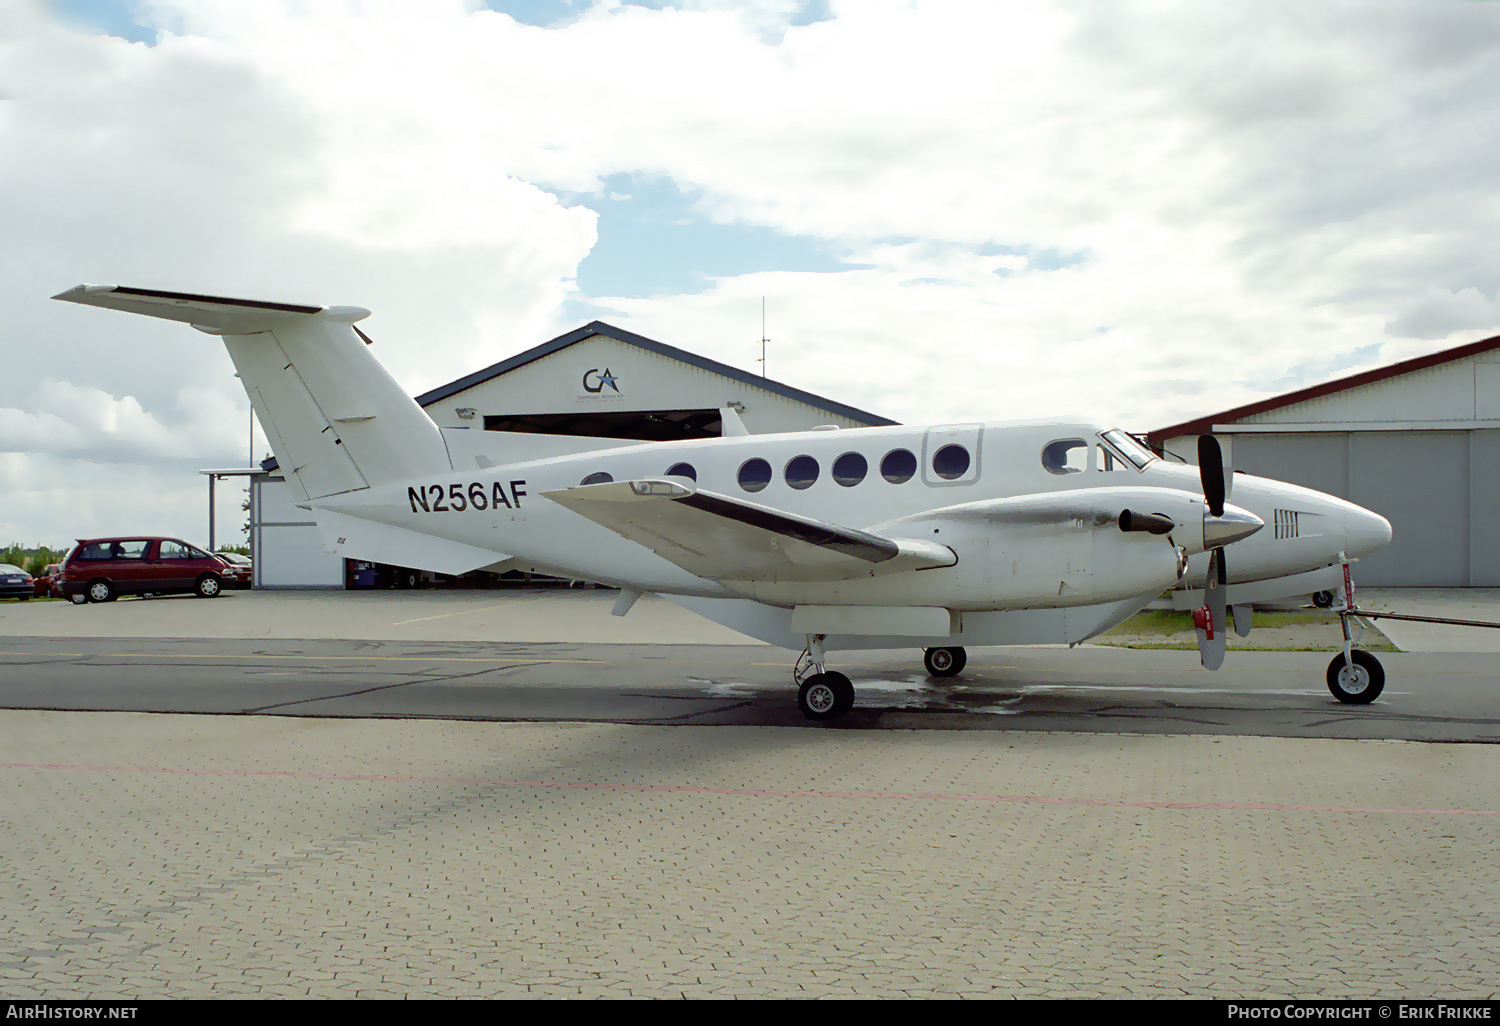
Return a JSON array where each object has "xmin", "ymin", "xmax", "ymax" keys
[
  {"xmin": 738, "ymin": 458, "xmax": 773, "ymax": 493},
  {"xmin": 932, "ymin": 444, "xmax": 971, "ymax": 480},
  {"xmin": 881, "ymin": 449, "xmax": 917, "ymax": 484},
  {"xmin": 785, "ymin": 455, "xmax": 819, "ymax": 490},
  {"xmin": 832, "ymin": 452, "xmax": 867, "ymax": 487}
]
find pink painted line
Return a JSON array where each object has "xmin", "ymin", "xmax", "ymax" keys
[{"xmin": 4, "ymin": 761, "xmax": 1496, "ymax": 817}]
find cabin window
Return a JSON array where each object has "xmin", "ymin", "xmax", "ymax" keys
[
  {"xmin": 832, "ymin": 452, "xmax": 867, "ymax": 487},
  {"xmin": 881, "ymin": 448, "xmax": 917, "ymax": 484},
  {"xmin": 1042, "ymin": 439, "xmax": 1088, "ymax": 475},
  {"xmin": 580, "ymin": 472, "xmax": 614, "ymax": 485},
  {"xmin": 738, "ymin": 458, "xmax": 773, "ymax": 493},
  {"xmin": 785, "ymin": 455, "xmax": 819, "ymax": 490},
  {"xmin": 932, "ymin": 444, "xmax": 971, "ymax": 481},
  {"xmin": 666, "ymin": 462, "xmax": 697, "ymax": 481}
]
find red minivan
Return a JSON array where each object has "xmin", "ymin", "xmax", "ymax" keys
[{"xmin": 60, "ymin": 537, "xmax": 230, "ymax": 604}]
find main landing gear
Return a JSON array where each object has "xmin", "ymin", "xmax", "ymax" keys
[
  {"xmin": 795, "ymin": 635, "xmax": 854, "ymax": 720},
  {"xmin": 923, "ymin": 646, "xmax": 966, "ymax": 677},
  {"xmin": 793, "ymin": 638, "xmax": 972, "ymax": 720}
]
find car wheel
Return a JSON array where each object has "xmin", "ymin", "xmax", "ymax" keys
[
  {"xmin": 87, "ymin": 579, "xmax": 114, "ymax": 603},
  {"xmin": 195, "ymin": 574, "xmax": 223, "ymax": 598},
  {"xmin": 70, "ymin": 594, "xmax": 88, "ymax": 605}
]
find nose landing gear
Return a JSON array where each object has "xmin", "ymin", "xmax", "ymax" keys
[{"xmin": 1327, "ymin": 554, "xmax": 1384, "ymax": 704}]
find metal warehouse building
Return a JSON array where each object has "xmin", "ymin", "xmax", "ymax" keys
[
  {"xmin": 1149, "ymin": 333, "xmax": 1500, "ymax": 587},
  {"xmin": 242, "ymin": 320, "xmax": 895, "ymax": 588}
]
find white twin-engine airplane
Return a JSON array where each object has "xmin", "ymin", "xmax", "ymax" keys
[{"xmin": 56, "ymin": 285, "xmax": 1395, "ymax": 719}]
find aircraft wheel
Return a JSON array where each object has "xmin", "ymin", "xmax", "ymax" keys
[
  {"xmin": 924, "ymin": 646, "xmax": 967, "ymax": 677},
  {"xmin": 1327, "ymin": 650, "xmax": 1384, "ymax": 704},
  {"xmin": 798, "ymin": 672, "xmax": 855, "ymax": 720},
  {"xmin": 1312, "ymin": 590, "xmax": 1336, "ymax": 608}
]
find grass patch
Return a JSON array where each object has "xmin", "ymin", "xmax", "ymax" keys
[
  {"xmin": 1094, "ymin": 608, "xmax": 1398, "ymax": 652},
  {"xmin": 1100, "ymin": 609, "xmax": 1333, "ymax": 637}
]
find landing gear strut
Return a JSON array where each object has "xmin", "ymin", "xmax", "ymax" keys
[{"xmin": 795, "ymin": 634, "xmax": 855, "ymax": 720}]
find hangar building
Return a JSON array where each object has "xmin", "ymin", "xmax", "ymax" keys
[
  {"xmin": 1148, "ymin": 333, "xmax": 1500, "ymax": 587},
  {"xmin": 244, "ymin": 320, "xmax": 896, "ymax": 588}
]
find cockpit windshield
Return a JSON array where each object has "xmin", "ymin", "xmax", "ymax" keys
[{"xmin": 1100, "ymin": 429, "xmax": 1156, "ymax": 470}]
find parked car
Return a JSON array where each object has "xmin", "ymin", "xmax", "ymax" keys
[
  {"xmin": 213, "ymin": 551, "xmax": 253, "ymax": 589},
  {"xmin": 59, "ymin": 537, "xmax": 230, "ymax": 604},
  {"xmin": 0, "ymin": 563, "xmax": 34, "ymax": 600},
  {"xmin": 33, "ymin": 563, "xmax": 62, "ymax": 598}
]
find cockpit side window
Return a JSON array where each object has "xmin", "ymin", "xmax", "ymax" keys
[
  {"xmin": 1042, "ymin": 439, "xmax": 1088, "ymax": 475},
  {"xmin": 1100, "ymin": 429, "xmax": 1155, "ymax": 470}
]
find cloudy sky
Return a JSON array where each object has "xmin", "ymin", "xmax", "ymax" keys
[{"xmin": 3, "ymin": 0, "xmax": 1499, "ymax": 550}]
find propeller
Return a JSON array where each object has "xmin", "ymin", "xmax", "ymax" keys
[{"xmin": 1194, "ymin": 435, "xmax": 1260, "ymax": 667}]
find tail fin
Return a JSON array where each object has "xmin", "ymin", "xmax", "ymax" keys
[{"xmin": 53, "ymin": 285, "xmax": 449, "ymax": 501}]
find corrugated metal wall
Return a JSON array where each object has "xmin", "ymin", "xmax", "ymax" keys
[{"xmin": 1231, "ymin": 430, "xmax": 1498, "ymax": 586}]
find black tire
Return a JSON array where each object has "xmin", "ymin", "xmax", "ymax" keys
[
  {"xmin": 86, "ymin": 579, "xmax": 114, "ymax": 604},
  {"xmin": 798, "ymin": 672, "xmax": 855, "ymax": 720},
  {"xmin": 1327, "ymin": 650, "xmax": 1384, "ymax": 704},
  {"xmin": 401, "ymin": 570, "xmax": 420, "ymax": 590},
  {"xmin": 924, "ymin": 646, "xmax": 967, "ymax": 677},
  {"xmin": 1312, "ymin": 590, "xmax": 1336, "ymax": 608},
  {"xmin": 70, "ymin": 593, "xmax": 88, "ymax": 605},
  {"xmin": 18, "ymin": 595, "xmax": 29, "ymax": 601},
  {"xmin": 195, "ymin": 574, "xmax": 223, "ymax": 598}
]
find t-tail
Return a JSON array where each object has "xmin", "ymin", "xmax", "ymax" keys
[{"xmin": 52, "ymin": 285, "xmax": 450, "ymax": 501}]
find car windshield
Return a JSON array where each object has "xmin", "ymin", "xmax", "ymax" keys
[
  {"xmin": 1100, "ymin": 429, "xmax": 1156, "ymax": 470},
  {"xmin": 0, "ymin": 564, "xmax": 24, "ymax": 574}
]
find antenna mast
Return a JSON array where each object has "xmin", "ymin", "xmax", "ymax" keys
[{"xmin": 758, "ymin": 296, "xmax": 768, "ymax": 377}]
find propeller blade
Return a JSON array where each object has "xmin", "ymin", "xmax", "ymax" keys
[
  {"xmin": 1231, "ymin": 603, "xmax": 1253, "ymax": 638},
  {"xmin": 1198, "ymin": 435, "xmax": 1226, "ymax": 518},
  {"xmin": 1195, "ymin": 547, "xmax": 1228, "ymax": 670}
]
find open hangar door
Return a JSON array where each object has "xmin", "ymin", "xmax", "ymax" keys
[{"xmin": 1230, "ymin": 430, "xmax": 1500, "ymax": 587}]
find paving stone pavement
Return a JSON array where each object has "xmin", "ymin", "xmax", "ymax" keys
[{"xmin": 1, "ymin": 709, "xmax": 1497, "ymax": 1000}]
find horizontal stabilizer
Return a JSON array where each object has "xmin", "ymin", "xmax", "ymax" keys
[
  {"xmin": 543, "ymin": 478, "xmax": 955, "ymax": 583},
  {"xmin": 51, "ymin": 284, "xmax": 364, "ymax": 335},
  {"xmin": 54, "ymin": 284, "xmax": 449, "ymax": 502}
]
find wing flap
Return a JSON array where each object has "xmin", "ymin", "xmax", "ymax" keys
[{"xmin": 543, "ymin": 479, "xmax": 955, "ymax": 583}]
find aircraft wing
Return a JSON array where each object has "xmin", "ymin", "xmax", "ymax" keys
[{"xmin": 543, "ymin": 479, "xmax": 956, "ymax": 583}]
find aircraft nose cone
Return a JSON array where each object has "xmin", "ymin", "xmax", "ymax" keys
[
  {"xmin": 1346, "ymin": 505, "xmax": 1393, "ymax": 558},
  {"xmin": 1203, "ymin": 503, "xmax": 1264, "ymax": 549}
]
